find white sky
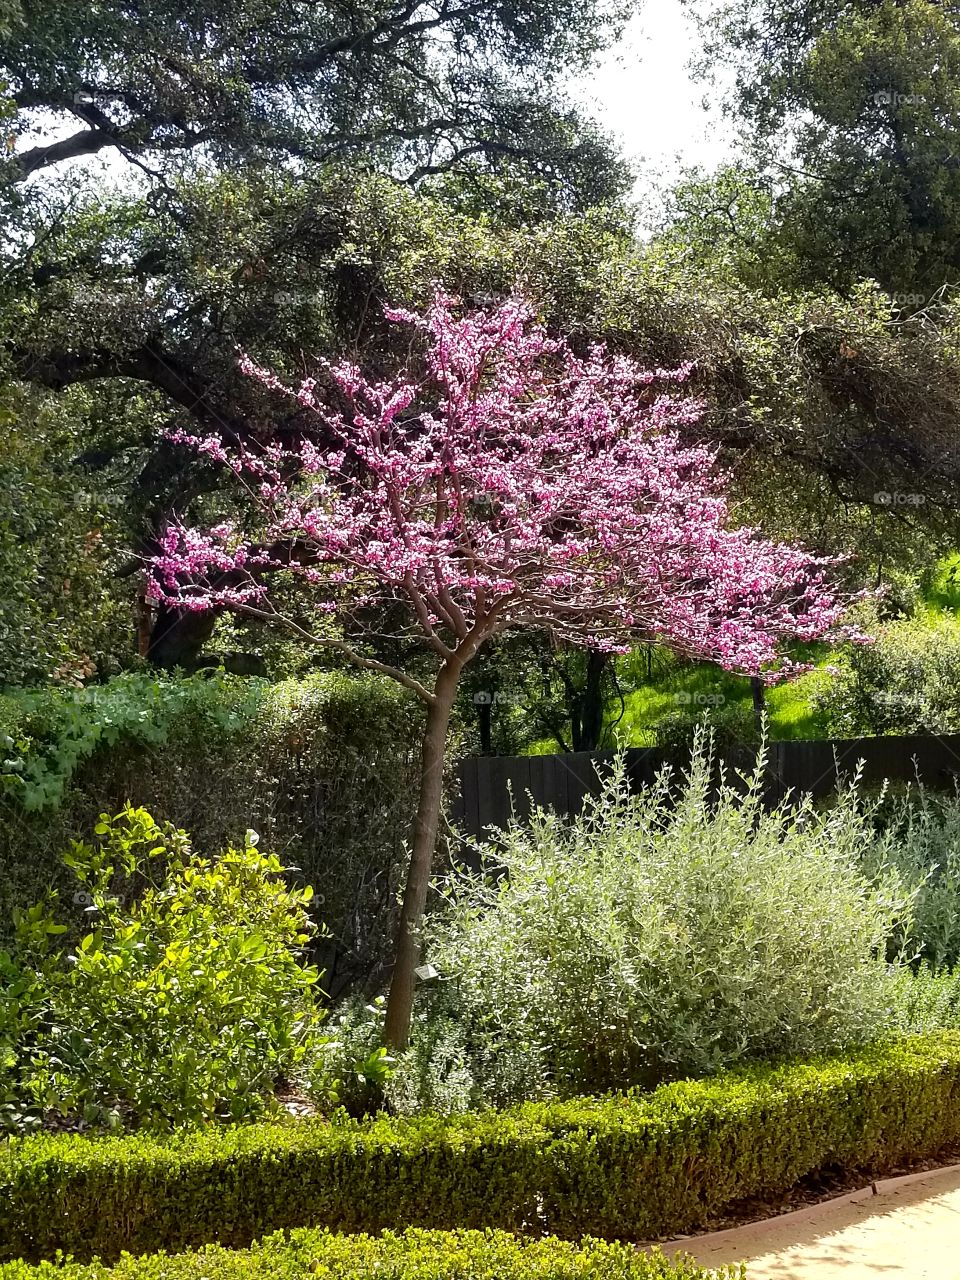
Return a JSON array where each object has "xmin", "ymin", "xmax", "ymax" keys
[{"xmin": 573, "ymin": 0, "xmax": 736, "ymax": 190}]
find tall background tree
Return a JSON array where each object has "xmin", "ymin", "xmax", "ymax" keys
[
  {"xmin": 0, "ymin": 0, "xmax": 635, "ymax": 674},
  {"xmin": 683, "ymin": 0, "xmax": 960, "ymax": 294}
]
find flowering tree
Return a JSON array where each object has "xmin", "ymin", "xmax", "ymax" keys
[{"xmin": 149, "ymin": 294, "xmax": 865, "ymax": 1048}]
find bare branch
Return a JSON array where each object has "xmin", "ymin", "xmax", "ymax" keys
[{"xmin": 238, "ymin": 604, "xmax": 436, "ymax": 702}]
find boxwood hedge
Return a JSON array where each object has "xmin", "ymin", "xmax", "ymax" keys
[
  {"xmin": 0, "ymin": 1229, "xmax": 739, "ymax": 1280},
  {"xmin": 2, "ymin": 1033, "xmax": 960, "ymax": 1263}
]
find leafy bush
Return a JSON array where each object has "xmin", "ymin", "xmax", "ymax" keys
[
  {"xmin": 2, "ymin": 1033, "xmax": 960, "ymax": 1262},
  {"xmin": 861, "ymin": 786, "xmax": 960, "ymax": 970},
  {"xmin": 815, "ymin": 616, "xmax": 960, "ymax": 737},
  {"xmin": 384, "ymin": 994, "xmax": 477, "ymax": 1117},
  {"xmin": 0, "ymin": 674, "xmax": 266, "ymax": 812},
  {"xmin": 0, "ymin": 1228, "xmax": 736, "ymax": 1280},
  {"xmin": 0, "ymin": 807, "xmax": 322, "ymax": 1132},
  {"xmin": 651, "ymin": 703, "xmax": 759, "ymax": 761},
  {"xmin": 0, "ymin": 382, "xmax": 132, "ymax": 689},
  {"xmin": 306, "ymin": 996, "xmax": 395, "ymax": 1116},
  {"xmin": 889, "ymin": 965, "xmax": 960, "ymax": 1033},
  {"xmin": 417, "ymin": 739, "xmax": 907, "ymax": 1104},
  {"xmin": 0, "ymin": 671, "xmax": 436, "ymax": 991},
  {"xmin": 306, "ymin": 994, "xmax": 475, "ymax": 1118}
]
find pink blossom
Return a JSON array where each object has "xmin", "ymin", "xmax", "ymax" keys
[{"xmin": 149, "ymin": 293, "xmax": 867, "ymax": 680}]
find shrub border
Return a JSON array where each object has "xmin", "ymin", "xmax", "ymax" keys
[
  {"xmin": 2, "ymin": 1033, "xmax": 960, "ymax": 1262},
  {"xmin": 0, "ymin": 1228, "xmax": 738, "ymax": 1280}
]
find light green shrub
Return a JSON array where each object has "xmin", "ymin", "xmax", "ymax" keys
[
  {"xmin": 0, "ymin": 807, "xmax": 323, "ymax": 1131},
  {"xmin": 385, "ymin": 1000, "xmax": 476, "ymax": 1116},
  {"xmin": 306, "ymin": 992, "xmax": 476, "ymax": 1117},
  {"xmin": 419, "ymin": 737, "xmax": 908, "ymax": 1103}
]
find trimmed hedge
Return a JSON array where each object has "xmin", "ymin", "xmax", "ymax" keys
[
  {"xmin": 3, "ymin": 1033, "xmax": 960, "ymax": 1262},
  {"xmin": 0, "ymin": 1229, "xmax": 739, "ymax": 1280}
]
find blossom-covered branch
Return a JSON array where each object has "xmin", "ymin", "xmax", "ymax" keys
[{"xmin": 149, "ymin": 292, "xmax": 866, "ymax": 685}]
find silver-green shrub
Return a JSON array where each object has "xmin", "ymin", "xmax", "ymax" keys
[
  {"xmin": 888, "ymin": 964, "xmax": 960, "ymax": 1033},
  {"xmin": 418, "ymin": 735, "xmax": 909, "ymax": 1105},
  {"xmin": 862, "ymin": 787, "xmax": 960, "ymax": 970}
]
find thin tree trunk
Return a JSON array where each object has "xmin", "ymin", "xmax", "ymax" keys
[
  {"xmin": 383, "ymin": 662, "xmax": 460, "ymax": 1050},
  {"xmin": 750, "ymin": 675, "xmax": 765, "ymax": 736}
]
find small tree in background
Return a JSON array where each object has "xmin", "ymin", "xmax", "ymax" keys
[{"xmin": 150, "ymin": 293, "xmax": 865, "ymax": 1048}]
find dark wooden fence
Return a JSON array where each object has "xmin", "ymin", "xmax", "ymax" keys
[{"xmin": 451, "ymin": 734, "xmax": 960, "ymax": 841}]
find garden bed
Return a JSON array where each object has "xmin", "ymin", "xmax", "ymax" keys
[{"xmin": 3, "ymin": 1033, "xmax": 960, "ymax": 1263}]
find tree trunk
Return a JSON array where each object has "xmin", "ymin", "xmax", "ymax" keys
[
  {"xmin": 146, "ymin": 601, "xmax": 219, "ymax": 669},
  {"xmin": 383, "ymin": 662, "xmax": 461, "ymax": 1050},
  {"xmin": 580, "ymin": 650, "xmax": 608, "ymax": 751},
  {"xmin": 750, "ymin": 675, "xmax": 765, "ymax": 735},
  {"xmin": 569, "ymin": 650, "xmax": 608, "ymax": 751}
]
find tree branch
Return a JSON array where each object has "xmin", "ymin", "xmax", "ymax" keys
[
  {"xmin": 13, "ymin": 129, "xmax": 119, "ymax": 177},
  {"xmin": 239, "ymin": 605, "xmax": 437, "ymax": 702}
]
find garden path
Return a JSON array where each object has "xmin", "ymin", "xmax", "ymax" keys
[{"xmin": 659, "ymin": 1163, "xmax": 960, "ymax": 1278}]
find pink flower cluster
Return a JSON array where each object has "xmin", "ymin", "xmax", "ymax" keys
[{"xmin": 149, "ymin": 293, "xmax": 866, "ymax": 676}]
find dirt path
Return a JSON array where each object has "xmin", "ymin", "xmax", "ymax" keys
[{"xmin": 657, "ymin": 1164, "xmax": 960, "ymax": 1278}]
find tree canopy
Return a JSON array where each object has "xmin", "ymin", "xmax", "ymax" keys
[
  {"xmin": 685, "ymin": 0, "xmax": 960, "ymax": 294},
  {"xmin": 3, "ymin": 0, "xmax": 630, "ymax": 199}
]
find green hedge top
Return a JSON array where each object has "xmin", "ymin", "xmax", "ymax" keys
[
  {"xmin": 3, "ymin": 1032, "xmax": 960, "ymax": 1262},
  {"xmin": 0, "ymin": 1229, "xmax": 740, "ymax": 1280}
]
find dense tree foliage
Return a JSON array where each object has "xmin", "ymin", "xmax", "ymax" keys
[
  {"xmin": 685, "ymin": 0, "xmax": 960, "ymax": 294},
  {"xmin": 0, "ymin": 380, "xmax": 132, "ymax": 684},
  {"xmin": 2, "ymin": 0, "xmax": 629, "ymax": 198}
]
